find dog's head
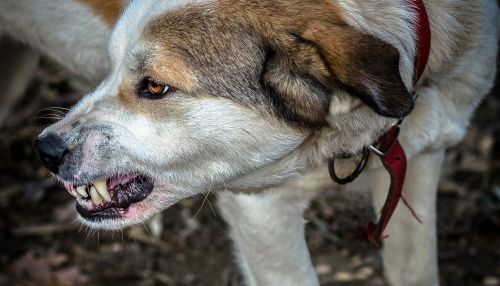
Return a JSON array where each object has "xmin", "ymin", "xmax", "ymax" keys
[{"xmin": 34, "ymin": 0, "xmax": 415, "ymax": 229}]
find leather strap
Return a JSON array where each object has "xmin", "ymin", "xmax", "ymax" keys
[
  {"xmin": 410, "ymin": 0, "xmax": 431, "ymax": 84},
  {"xmin": 366, "ymin": 0, "xmax": 431, "ymax": 245},
  {"xmin": 366, "ymin": 126, "xmax": 407, "ymax": 244},
  {"xmin": 327, "ymin": 0, "xmax": 431, "ymax": 245}
]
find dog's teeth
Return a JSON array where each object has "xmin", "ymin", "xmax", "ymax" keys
[
  {"xmin": 76, "ymin": 185, "xmax": 88, "ymax": 197},
  {"xmin": 94, "ymin": 179, "xmax": 111, "ymax": 202},
  {"xmin": 89, "ymin": 186, "xmax": 104, "ymax": 205}
]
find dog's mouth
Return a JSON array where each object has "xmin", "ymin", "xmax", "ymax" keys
[{"xmin": 63, "ymin": 173, "xmax": 154, "ymax": 221}]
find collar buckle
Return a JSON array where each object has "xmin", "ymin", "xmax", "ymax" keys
[{"xmin": 368, "ymin": 119, "xmax": 403, "ymax": 157}]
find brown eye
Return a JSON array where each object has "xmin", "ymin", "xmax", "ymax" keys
[{"xmin": 138, "ymin": 77, "xmax": 172, "ymax": 99}]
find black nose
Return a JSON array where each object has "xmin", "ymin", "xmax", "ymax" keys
[{"xmin": 34, "ymin": 133, "xmax": 68, "ymax": 174}]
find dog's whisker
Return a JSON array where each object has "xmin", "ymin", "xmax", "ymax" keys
[
  {"xmin": 38, "ymin": 106, "xmax": 70, "ymax": 112},
  {"xmin": 36, "ymin": 107, "xmax": 67, "ymax": 117},
  {"xmin": 33, "ymin": 112, "xmax": 64, "ymax": 118},
  {"xmin": 38, "ymin": 113, "xmax": 63, "ymax": 118},
  {"xmin": 191, "ymin": 179, "xmax": 214, "ymax": 219},
  {"xmin": 30, "ymin": 116, "xmax": 63, "ymax": 122},
  {"xmin": 43, "ymin": 109, "xmax": 66, "ymax": 115},
  {"xmin": 49, "ymin": 106, "xmax": 70, "ymax": 111},
  {"xmin": 84, "ymin": 227, "xmax": 92, "ymax": 242},
  {"xmin": 205, "ymin": 180, "xmax": 216, "ymax": 218},
  {"xmin": 193, "ymin": 190, "xmax": 211, "ymax": 219},
  {"xmin": 29, "ymin": 117, "xmax": 62, "ymax": 122},
  {"xmin": 206, "ymin": 195, "xmax": 216, "ymax": 218},
  {"xmin": 120, "ymin": 229, "xmax": 124, "ymax": 246},
  {"xmin": 141, "ymin": 222, "xmax": 153, "ymax": 241},
  {"xmin": 222, "ymin": 180, "xmax": 230, "ymax": 200}
]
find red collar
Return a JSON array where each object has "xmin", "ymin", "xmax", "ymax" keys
[
  {"xmin": 410, "ymin": 0, "xmax": 431, "ymax": 85},
  {"xmin": 328, "ymin": 0, "xmax": 431, "ymax": 245}
]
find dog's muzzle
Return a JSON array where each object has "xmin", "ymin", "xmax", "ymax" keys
[{"xmin": 34, "ymin": 132, "xmax": 155, "ymax": 222}]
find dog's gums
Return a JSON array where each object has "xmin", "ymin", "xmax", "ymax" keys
[{"xmin": 63, "ymin": 174, "xmax": 154, "ymax": 221}]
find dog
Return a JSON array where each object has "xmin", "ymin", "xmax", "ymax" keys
[{"xmin": 1, "ymin": 0, "xmax": 498, "ymax": 285}]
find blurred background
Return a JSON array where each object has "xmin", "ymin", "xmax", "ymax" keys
[{"xmin": 0, "ymin": 38, "xmax": 499, "ymax": 286}]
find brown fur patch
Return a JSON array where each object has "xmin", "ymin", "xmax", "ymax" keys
[
  {"xmin": 117, "ymin": 52, "xmax": 196, "ymax": 118},
  {"xmin": 221, "ymin": 0, "xmax": 412, "ymax": 118},
  {"xmin": 138, "ymin": 52, "xmax": 197, "ymax": 94},
  {"xmin": 77, "ymin": 0, "xmax": 125, "ymax": 26},
  {"xmin": 117, "ymin": 0, "xmax": 412, "ymax": 127},
  {"xmin": 299, "ymin": 22, "xmax": 413, "ymax": 117}
]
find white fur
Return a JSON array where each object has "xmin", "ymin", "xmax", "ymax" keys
[
  {"xmin": 0, "ymin": 0, "xmax": 112, "ymax": 83},
  {"xmin": 108, "ymin": 0, "xmax": 205, "ymax": 67},
  {"xmin": 218, "ymin": 167, "xmax": 335, "ymax": 286},
  {"xmin": 218, "ymin": 189, "xmax": 320, "ymax": 286}
]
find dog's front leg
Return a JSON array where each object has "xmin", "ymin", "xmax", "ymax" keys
[
  {"xmin": 369, "ymin": 149, "xmax": 445, "ymax": 286},
  {"xmin": 0, "ymin": 39, "xmax": 39, "ymax": 127},
  {"xmin": 217, "ymin": 188, "xmax": 320, "ymax": 286}
]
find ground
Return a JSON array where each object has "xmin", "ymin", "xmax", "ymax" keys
[{"xmin": 0, "ymin": 55, "xmax": 499, "ymax": 286}]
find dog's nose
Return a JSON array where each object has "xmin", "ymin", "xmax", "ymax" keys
[{"xmin": 34, "ymin": 133, "xmax": 68, "ymax": 174}]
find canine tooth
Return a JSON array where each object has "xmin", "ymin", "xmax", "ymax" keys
[
  {"xmin": 89, "ymin": 186, "xmax": 103, "ymax": 205},
  {"xmin": 76, "ymin": 186, "xmax": 88, "ymax": 197},
  {"xmin": 94, "ymin": 179, "xmax": 111, "ymax": 202}
]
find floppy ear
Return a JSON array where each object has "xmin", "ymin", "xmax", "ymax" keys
[
  {"xmin": 260, "ymin": 44, "xmax": 333, "ymax": 129},
  {"xmin": 301, "ymin": 22, "xmax": 414, "ymax": 118},
  {"xmin": 262, "ymin": 21, "xmax": 414, "ymax": 121}
]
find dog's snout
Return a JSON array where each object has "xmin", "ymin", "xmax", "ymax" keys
[{"xmin": 34, "ymin": 133, "xmax": 68, "ymax": 174}]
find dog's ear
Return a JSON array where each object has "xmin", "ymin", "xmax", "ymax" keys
[{"xmin": 262, "ymin": 21, "xmax": 414, "ymax": 120}]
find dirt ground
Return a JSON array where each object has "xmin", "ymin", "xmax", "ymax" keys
[{"xmin": 0, "ymin": 52, "xmax": 499, "ymax": 286}]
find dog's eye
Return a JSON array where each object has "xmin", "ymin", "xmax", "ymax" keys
[{"xmin": 138, "ymin": 78, "xmax": 172, "ymax": 99}]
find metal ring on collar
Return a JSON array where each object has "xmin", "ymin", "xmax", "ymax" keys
[{"xmin": 328, "ymin": 147, "xmax": 370, "ymax": 185}]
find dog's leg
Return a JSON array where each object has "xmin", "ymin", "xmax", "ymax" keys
[
  {"xmin": 217, "ymin": 188, "xmax": 320, "ymax": 286},
  {"xmin": 370, "ymin": 149, "xmax": 444, "ymax": 286},
  {"xmin": 0, "ymin": 0, "xmax": 113, "ymax": 83},
  {"xmin": 0, "ymin": 38, "xmax": 39, "ymax": 127}
]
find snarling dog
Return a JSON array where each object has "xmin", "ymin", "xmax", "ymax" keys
[{"xmin": 2, "ymin": 0, "xmax": 498, "ymax": 285}]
